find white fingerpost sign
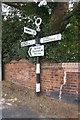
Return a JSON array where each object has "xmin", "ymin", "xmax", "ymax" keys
[
  {"xmin": 21, "ymin": 39, "xmax": 36, "ymax": 47},
  {"xmin": 40, "ymin": 33, "xmax": 61, "ymax": 43},
  {"xmin": 28, "ymin": 45, "xmax": 44, "ymax": 57},
  {"xmin": 24, "ymin": 27, "xmax": 37, "ymax": 36}
]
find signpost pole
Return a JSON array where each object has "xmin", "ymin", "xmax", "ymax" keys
[
  {"xmin": 35, "ymin": 17, "xmax": 42, "ymax": 96},
  {"xmin": 36, "ymin": 32, "xmax": 41, "ymax": 96}
]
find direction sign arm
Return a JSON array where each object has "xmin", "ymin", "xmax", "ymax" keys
[
  {"xmin": 40, "ymin": 33, "xmax": 61, "ymax": 44},
  {"xmin": 24, "ymin": 27, "xmax": 37, "ymax": 36},
  {"xmin": 21, "ymin": 39, "xmax": 36, "ymax": 47}
]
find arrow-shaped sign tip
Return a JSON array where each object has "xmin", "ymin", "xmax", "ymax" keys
[{"xmin": 28, "ymin": 47, "xmax": 32, "ymax": 57}]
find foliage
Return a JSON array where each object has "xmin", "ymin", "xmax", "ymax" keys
[
  {"xmin": 2, "ymin": 2, "xmax": 79, "ymax": 63},
  {"xmin": 44, "ymin": 15, "xmax": 78, "ymax": 62}
]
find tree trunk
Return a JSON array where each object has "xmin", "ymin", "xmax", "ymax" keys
[{"xmin": 49, "ymin": 2, "xmax": 69, "ymax": 34}]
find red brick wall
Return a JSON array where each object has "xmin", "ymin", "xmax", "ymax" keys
[
  {"xmin": 41, "ymin": 62, "xmax": 64, "ymax": 95},
  {"xmin": 4, "ymin": 59, "xmax": 36, "ymax": 89},
  {"xmin": 62, "ymin": 63, "xmax": 79, "ymax": 97},
  {"xmin": 3, "ymin": 59, "xmax": 79, "ymax": 102}
]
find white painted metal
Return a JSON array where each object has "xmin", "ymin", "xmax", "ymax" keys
[
  {"xmin": 40, "ymin": 33, "xmax": 61, "ymax": 43},
  {"xmin": 28, "ymin": 45, "xmax": 44, "ymax": 57},
  {"xmin": 24, "ymin": 27, "xmax": 37, "ymax": 36},
  {"xmin": 21, "ymin": 33, "xmax": 61, "ymax": 47},
  {"xmin": 36, "ymin": 64, "xmax": 40, "ymax": 74},
  {"xmin": 36, "ymin": 83, "xmax": 40, "ymax": 92},
  {"xmin": 38, "ymin": 0, "xmax": 47, "ymax": 7},
  {"xmin": 21, "ymin": 39, "xmax": 36, "ymax": 47},
  {"xmin": 35, "ymin": 17, "xmax": 42, "ymax": 26}
]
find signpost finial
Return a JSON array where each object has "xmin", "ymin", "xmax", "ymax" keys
[{"xmin": 35, "ymin": 17, "xmax": 42, "ymax": 32}]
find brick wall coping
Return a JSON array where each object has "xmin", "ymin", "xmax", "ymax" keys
[
  {"xmin": 41, "ymin": 62, "xmax": 62, "ymax": 69},
  {"xmin": 7, "ymin": 59, "xmax": 80, "ymax": 72},
  {"xmin": 9, "ymin": 59, "xmax": 34, "ymax": 67},
  {"xmin": 62, "ymin": 63, "xmax": 79, "ymax": 72}
]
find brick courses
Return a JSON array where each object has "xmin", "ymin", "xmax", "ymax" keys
[{"xmin": 3, "ymin": 59, "xmax": 79, "ymax": 102}]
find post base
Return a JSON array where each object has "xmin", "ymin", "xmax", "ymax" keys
[{"xmin": 36, "ymin": 92, "xmax": 40, "ymax": 96}]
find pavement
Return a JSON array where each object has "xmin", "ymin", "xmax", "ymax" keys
[
  {"xmin": 2, "ymin": 105, "xmax": 39, "ymax": 118},
  {"xmin": 0, "ymin": 98, "xmax": 48, "ymax": 119}
]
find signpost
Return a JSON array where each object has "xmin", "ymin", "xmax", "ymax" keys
[
  {"xmin": 21, "ymin": 39, "xmax": 36, "ymax": 47},
  {"xmin": 24, "ymin": 27, "xmax": 37, "ymax": 36},
  {"xmin": 21, "ymin": 17, "xmax": 62, "ymax": 96},
  {"xmin": 28, "ymin": 45, "xmax": 44, "ymax": 57}
]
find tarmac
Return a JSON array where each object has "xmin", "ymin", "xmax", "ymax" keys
[
  {"xmin": 2, "ymin": 105, "xmax": 39, "ymax": 118},
  {"xmin": 0, "ymin": 100, "xmax": 50, "ymax": 119},
  {"xmin": 0, "ymin": 97, "xmax": 59, "ymax": 120}
]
